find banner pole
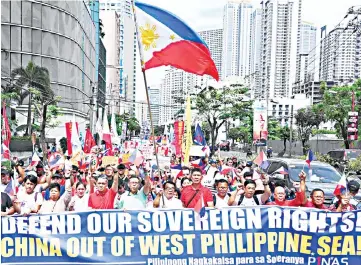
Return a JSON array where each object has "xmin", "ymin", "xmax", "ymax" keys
[{"xmin": 132, "ymin": 0, "xmax": 160, "ymax": 171}]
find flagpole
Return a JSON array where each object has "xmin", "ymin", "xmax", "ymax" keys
[{"xmin": 132, "ymin": 1, "xmax": 160, "ymax": 170}]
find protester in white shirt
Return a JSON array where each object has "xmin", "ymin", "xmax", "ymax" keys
[
  {"xmin": 228, "ymin": 179, "xmax": 271, "ymax": 206},
  {"xmin": 16, "ymin": 174, "xmax": 43, "ymax": 215},
  {"xmin": 213, "ymin": 179, "xmax": 231, "ymax": 208},
  {"xmin": 153, "ymin": 181, "xmax": 183, "ymax": 209},
  {"xmin": 68, "ymin": 182, "xmax": 89, "ymax": 212}
]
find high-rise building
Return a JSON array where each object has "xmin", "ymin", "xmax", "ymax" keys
[
  {"xmin": 158, "ymin": 68, "xmax": 195, "ymax": 125},
  {"xmin": 159, "ymin": 80, "xmax": 171, "ymax": 125},
  {"xmin": 249, "ymin": 8, "xmax": 262, "ymax": 98},
  {"xmin": 148, "ymin": 87, "xmax": 160, "ymax": 126},
  {"xmin": 319, "ymin": 26, "xmax": 361, "ymax": 82},
  {"xmin": 295, "ymin": 22, "xmax": 317, "ymax": 85},
  {"xmin": 100, "ymin": 0, "xmax": 137, "ymax": 114},
  {"xmin": 100, "ymin": 10, "xmax": 121, "ymax": 114},
  {"xmin": 1, "ymin": 0, "xmax": 96, "ymax": 138},
  {"xmin": 260, "ymin": 0, "xmax": 302, "ymax": 99},
  {"xmin": 222, "ymin": 0, "xmax": 253, "ymax": 79}
]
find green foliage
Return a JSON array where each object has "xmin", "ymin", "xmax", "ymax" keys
[
  {"xmin": 228, "ymin": 127, "xmax": 245, "ymax": 142},
  {"xmin": 317, "ymin": 80, "xmax": 361, "ymax": 149},
  {"xmin": 117, "ymin": 113, "xmax": 141, "ymax": 137},
  {"xmin": 154, "ymin": 125, "xmax": 165, "ymax": 136},
  {"xmin": 311, "ymin": 128, "xmax": 337, "ymax": 136},
  {"xmin": 107, "ymin": 114, "xmax": 123, "ymax": 135},
  {"xmin": 348, "ymin": 156, "xmax": 361, "ymax": 172},
  {"xmin": 193, "ymin": 84, "xmax": 252, "ymax": 153},
  {"xmin": 294, "ymin": 106, "xmax": 325, "ymax": 154},
  {"xmin": 11, "ymin": 135, "xmax": 32, "ymax": 141},
  {"xmin": 268, "ymin": 119, "xmax": 281, "ymax": 140}
]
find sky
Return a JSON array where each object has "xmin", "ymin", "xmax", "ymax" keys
[{"xmin": 135, "ymin": 0, "xmax": 361, "ymax": 99}]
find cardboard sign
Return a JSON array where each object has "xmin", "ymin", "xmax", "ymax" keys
[
  {"xmin": 102, "ymin": 156, "xmax": 118, "ymax": 166},
  {"xmin": 140, "ymin": 145, "xmax": 154, "ymax": 159}
]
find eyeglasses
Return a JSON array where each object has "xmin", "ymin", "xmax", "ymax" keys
[
  {"xmin": 165, "ymin": 187, "xmax": 175, "ymax": 191},
  {"xmin": 312, "ymin": 196, "xmax": 324, "ymax": 199}
]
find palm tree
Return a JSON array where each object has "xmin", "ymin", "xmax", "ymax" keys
[{"xmin": 11, "ymin": 61, "xmax": 52, "ymax": 136}]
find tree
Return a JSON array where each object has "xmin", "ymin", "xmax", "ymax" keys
[
  {"xmin": 118, "ymin": 113, "xmax": 140, "ymax": 139},
  {"xmin": 154, "ymin": 125, "xmax": 165, "ymax": 135},
  {"xmin": 193, "ymin": 85, "xmax": 252, "ymax": 155},
  {"xmin": 294, "ymin": 107, "xmax": 325, "ymax": 154},
  {"xmin": 267, "ymin": 118, "xmax": 281, "ymax": 140},
  {"xmin": 11, "ymin": 61, "xmax": 53, "ymax": 136},
  {"xmin": 228, "ymin": 127, "xmax": 244, "ymax": 144},
  {"xmin": 317, "ymin": 80, "xmax": 361, "ymax": 149}
]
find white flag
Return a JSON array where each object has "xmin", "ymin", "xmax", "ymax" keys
[
  {"xmin": 71, "ymin": 116, "xmax": 82, "ymax": 156},
  {"xmin": 111, "ymin": 112, "xmax": 120, "ymax": 145},
  {"xmin": 96, "ymin": 108, "xmax": 103, "ymax": 140}
]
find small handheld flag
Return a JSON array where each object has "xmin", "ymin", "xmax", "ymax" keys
[{"xmin": 305, "ymin": 150, "xmax": 314, "ymax": 168}]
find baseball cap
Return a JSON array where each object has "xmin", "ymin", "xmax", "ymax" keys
[
  {"xmin": 246, "ymin": 161, "xmax": 253, "ymax": 167},
  {"xmin": 1, "ymin": 169, "xmax": 10, "ymax": 175},
  {"xmin": 117, "ymin": 164, "xmax": 126, "ymax": 170},
  {"xmin": 347, "ymin": 180, "xmax": 360, "ymax": 193}
]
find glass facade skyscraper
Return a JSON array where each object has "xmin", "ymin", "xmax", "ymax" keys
[{"xmin": 1, "ymin": 0, "xmax": 96, "ymax": 116}]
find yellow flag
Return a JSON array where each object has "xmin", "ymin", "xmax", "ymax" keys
[{"xmin": 183, "ymin": 96, "xmax": 192, "ymax": 165}]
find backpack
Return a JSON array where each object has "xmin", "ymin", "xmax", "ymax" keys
[
  {"xmin": 213, "ymin": 193, "xmax": 231, "ymax": 206},
  {"xmin": 238, "ymin": 194, "xmax": 260, "ymax": 206}
]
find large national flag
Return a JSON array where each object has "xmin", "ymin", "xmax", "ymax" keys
[
  {"xmin": 134, "ymin": 2, "xmax": 219, "ymax": 81},
  {"xmin": 193, "ymin": 123, "xmax": 207, "ymax": 146}
]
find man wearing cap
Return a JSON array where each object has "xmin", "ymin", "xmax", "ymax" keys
[{"xmin": 1, "ymin": 169, "xmax": 13, "ymax": 195}]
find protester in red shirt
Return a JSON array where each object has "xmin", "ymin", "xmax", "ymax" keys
[
  {"xmin": 88, "ymin": 167, "xmax": 119, "ymax": 209},
  {"xmin": 267, "ymin": 171, "xmax": 306, "ymax": 207},
  {"xmin": 303, "ymin": 188, "xmax": 328, "ymax": 210},
  {"xmin": 181, "ymin": 168, "xmax": 214, "ymax": 208}
]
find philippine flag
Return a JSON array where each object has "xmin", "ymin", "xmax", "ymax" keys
[
  {"xmin": 333, "ymin": 174, "xmax": 347, "ymax": 196},
  {"xmin": 253, "ymin": 151, "xmax": 269, "ymax": 170},
  {"xmin": 134, "ymin": 2, "xmax": 219, "ymax": 81},
  {"xmin": 274, "ymin": 166, "xmax": 289, "ymax": 175},
  {"xmin": 305, "ymin": 150, "xmax": 314, "ymax": 168}
]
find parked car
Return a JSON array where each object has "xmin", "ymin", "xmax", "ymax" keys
[
  {"xmin": 219, "ymin": 140, "xmax": 230, "ymax": 151},
  {"xmin": 264, "ymin": 158, "xmax": 358, "ymax": 206},
  {"xmin": 327, "ymin": 149, "xmax": 361, "ymax": 173}
]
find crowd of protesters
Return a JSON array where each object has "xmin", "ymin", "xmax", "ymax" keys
[{"xmin": 1, "ymin": 147, "xmax": 360, "ymax": 216}]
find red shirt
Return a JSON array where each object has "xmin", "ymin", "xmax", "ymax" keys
[
  {"xmin": 181, "ymin": 185, "xmax": 213, "ymax": 208},
  {"xmin": 304, "ymin": 200, "xmax": 328, "ymax": 210},
  {"xmin": 88, "ymin": 188, "xmax": 117, "ymax": 209},
  {"xmin": 267, "ymin": 191, "xmax": 305, "ymax": 207}
]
